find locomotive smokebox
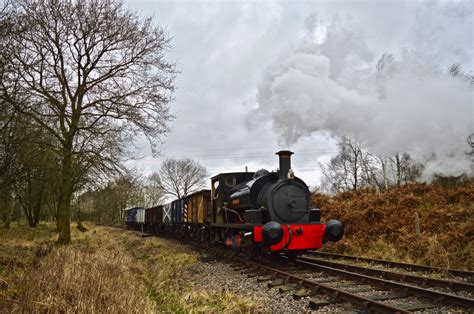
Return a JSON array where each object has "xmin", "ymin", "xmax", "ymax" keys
[{"xmin": 276, "ymin": 150, "xmax": 294, "ymax": 180}]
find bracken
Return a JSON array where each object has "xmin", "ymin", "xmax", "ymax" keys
[{"xmin": 315, "ymin": 180, "xmax": 474, "ymax": 270}]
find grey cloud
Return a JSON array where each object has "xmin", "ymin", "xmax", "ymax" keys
[
  {"xmin": 255, "ymin": 1, "xmax": 473, "ymax": 179},
  {"xmin": 126, "ymin": 0, "xmax": 473, "ymax": 187}
]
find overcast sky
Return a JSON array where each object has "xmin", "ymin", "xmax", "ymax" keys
[{"xmin": 125, "ymin": 0, "xmax": 473, "ymax": 188}]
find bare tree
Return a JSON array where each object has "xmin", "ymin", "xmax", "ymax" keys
[
  {"xmin": 0, "ymin": 111, "xmax": 18, "ymax": 228},
  {"xmin": 389, "ymin": 152, "xmax": 422, "ymax": 186},
  {"xmin": 1, "ymin": 0, "xmax": 175, "ymax": 243},
  {"xmin": 449, "ymin": 63, "xmax": 474, "ymax": 85},
  {"xmin": 13, "ymin": 127, "xmax": 57, "ymax": 227},
  {"xmin": 379, "ymin": 156, "xmax": 390, "ymax": 190},
  {"xmin": 143, "ymin": 174, "xmax": 165, "ymax": 207},
  {"xmin": 320, "ymin": 137, "xmax": 396, "ymax": 193},
  {"xmin": 152, "ymin": 158, "xmax": 209, "ymax": 199}
]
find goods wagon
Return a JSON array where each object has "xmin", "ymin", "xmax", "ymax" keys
[
  {"xmin": 124, "ymin": 207, "xmax": 141, "ymax": 229},
  {"xmin": 171, "ymin": 198, "xmax": 185, "ymax": 223},
  {"xmin": 163, "ymin": 202, "xmax": 171, "ymax": 223},
  {"xmin": 136, "ymin": 207, "xmax": 145, "ymax": 224},
  {"xmin": 185, "ymin": 189, "xmax": 211, "ymax": 224},
  {"xmin": 145, "ymin": 205, "xmax": 163, "ymax": 233}
]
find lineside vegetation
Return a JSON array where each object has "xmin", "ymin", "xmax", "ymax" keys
[
  {"xmin": 316, "ymin": 179, "xmax": 474, "ymax": 270},
  {"xmin": 0, "ymin": 224, "xmax": 260, "ymax": 312}
]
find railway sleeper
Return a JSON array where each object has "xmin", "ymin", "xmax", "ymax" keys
[
  {"xmin": 293, "ymin": 288, "xmax": 318, "ymax": 300},
  {"xmin": 299, "ymin": 272, "xmax": 325, "ymax": 280},
  {"xmin": 232, "ymin": 266, "xmax": 247, "ymax": 271},
  {"xmin": 240, "ymin": 268, "xmax": 257, "ymax": 275},
  {"xmin": 308, "ymin": 298, "xmax": 332, "ymax": 310},
  {"xmin": 246, "ymin": 272, "xmax": 261, "ymax": 278},
  {"xmin": 344, "ymin": 285, "xmax": 374, "ymax": 293},
  {"xmin": 267, "ymin": 279, "xmax": 285, "ymax": 288},
  {"xmin": 278, "ymin": 285, "xmax": 298, "ymax": 293},
  {"xmin": 400, "ymin": 303, "xmax": 439, "ymax": 311},
  {"xmin": 256, "ymin": 275, "xmax": 274, "ymax": 282},
  {"xmin": 330, "ymin": 282, "xmax": 358, "ymax": 289},
  {"xmin": 275, "ymin": 267, "xmax": 300, "ymax": 272},
  {"xmin": 309, "ymin": 276, "xmax": 340, "ymax": 283},
  {"xmin": 366, "ymin": 293, "xmax": 408, "ymax": 301}
]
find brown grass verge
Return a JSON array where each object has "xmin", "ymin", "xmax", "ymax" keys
[
  {"xmin": 0, "ymin": 224, "xmax": 260, "ymax": 313},
  {"xmin": 315, "ymin": 181, "xmax": 474, "ymax": 270}
]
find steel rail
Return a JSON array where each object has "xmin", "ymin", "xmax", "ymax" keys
[
  {"xmin": 298, "ymin": 256, "xmax": 474, "ymax": 292},
  {"xmin": 294, "ymin": 258, "xmax": 474, "ymax": 310},
  {"xmin": 306, "ymin": 251, "xmax": 474, "ymax": 279},
  {"xmin": 234, "ymin": 256, "xmax": 411, "ymax": 314}
]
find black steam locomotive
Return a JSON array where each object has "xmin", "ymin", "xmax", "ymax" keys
[{"xmin": 125, "ymin": 151, "xmax": 344, "ymax": 257}]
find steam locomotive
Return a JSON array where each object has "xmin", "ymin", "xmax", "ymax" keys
[{"xmin": 125, "ymin": 151, "xmax": 344, "ymax": 257}]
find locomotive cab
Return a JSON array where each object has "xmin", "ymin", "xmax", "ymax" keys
[{"xmin": 211, "ymin": 172, "xmax": 254, "ymax": 224}]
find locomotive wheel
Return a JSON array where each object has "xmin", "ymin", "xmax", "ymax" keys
[{"xmin": 242, "ymin": 246, "xmax": 262, "ymax": 261}]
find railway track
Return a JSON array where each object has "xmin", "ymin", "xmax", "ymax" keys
[
  {"xmin": 224, "ymin": 253, "xmax": 474, "ymax": 313},
  {"xmin": 120, "ymin": 227, "xmax": 474, "ymax": 312},
  {"xmin": 297, "ymin": 255, "xmax": 474, "ymax": 294},
  {"xmin": 306, "ymin": 251, "xmax": 474, "ymax": 280}
]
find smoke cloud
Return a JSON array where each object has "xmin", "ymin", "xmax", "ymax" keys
[{"xmin": 254, "ymin": 2, "xmax": 473, "ymax": 179}]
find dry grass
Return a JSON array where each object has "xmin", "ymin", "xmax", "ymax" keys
[
  {"xmin": 1, "ymin": 225, "xmax": 155, "ymax": 312},
  {"xmin": 0, "ymin": 224, "xmax": 260, "ymax": 313},
  {"xmin": 126, "ymin": 235, "xmax": 261, "ymax": 312},
  {"xmin": 0, "ymin": 223, "xmax": 57, "ymax": 269},
  {"xmin": 315, "ymin": 180, "xmax": 474, "ymax": 270}
]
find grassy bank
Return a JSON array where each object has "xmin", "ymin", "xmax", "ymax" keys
[
  {"xmin": 315, "ymin": 181, "xmax": 474, "ymax": 270},
  {"xmin": 0, "ymin": 224, "xmax": 259, "ymax": 312}
]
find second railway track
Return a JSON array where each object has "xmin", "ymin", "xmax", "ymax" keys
[
  {"xmin": 306, "ymin": 251, "xmax": 474, "ymax": 280},
  {"xmin": 290, "ymin": 256, "xmax": 474, "ymax": 310},
  {"xmin": 210, "ymin": 248, "xmax": 474, "ymax": 312},
  {"xmin": 298, "ymin": 255, "xmax": 474, "ymax": 294},
  {"xmin": 225, "ymin": 252, "xmax": 474, "ymax": 312}
]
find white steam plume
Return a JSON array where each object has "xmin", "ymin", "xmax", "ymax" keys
[{"xmin": 254, "ymin": 2, "xmax": 474, "ymax": 179}]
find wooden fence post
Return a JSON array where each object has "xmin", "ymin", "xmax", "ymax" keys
[{"xmin": 415, "ymin": 212, "xmax": 420, "ymax": 237}]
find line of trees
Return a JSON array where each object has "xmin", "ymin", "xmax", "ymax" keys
[
  {"xmin": 75, "ymin": 159, "xmax": 208, "ymax": 225},
  {"xmin": 76, "ymin": 174, "xmax": 159, "ymax": 225},
  {"xmin": 319, "ymin": 136, "xmax": 473, "ymax": 194},
  {"xmin": 0, "ymin": 0, "xmax": 175, "ymax": 243}
]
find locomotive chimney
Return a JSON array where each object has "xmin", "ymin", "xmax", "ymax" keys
[{"xmin": 276, "ymin": 150, "xmax": 294, "ymax": 180}]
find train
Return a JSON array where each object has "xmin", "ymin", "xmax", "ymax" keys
[{"xmin": 124, "ymin": 151, "xmax": 344, "ymax": 258}]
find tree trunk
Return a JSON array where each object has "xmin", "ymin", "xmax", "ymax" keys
[
  {"xmin": 25, "ymin": 210, "xmax": 36, "ymax": 227},
  {"xmin": 57, "ymin": 143, "xmax": 73, "ymax": 244},
  {"xmin": 1, "ymin": 186, "xmax": 11, "ymax": 229},
  {"xmin": 4, "ymin": 205, "xmax": 10, "ymax": 228},
  {"xmin": 381, "ymin": 158, "xmax": 389, "ymax": 190},
  {"xmin": 395, "ymin": 153, "xmax": 401, "ymax": 186},
  {"xmin": 33, "ymin": 182, "xmax": 45, "ymax": 227},
  {"xmin": 353, "ymin": 158, "xmax": 358, "ymax": 190}
]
